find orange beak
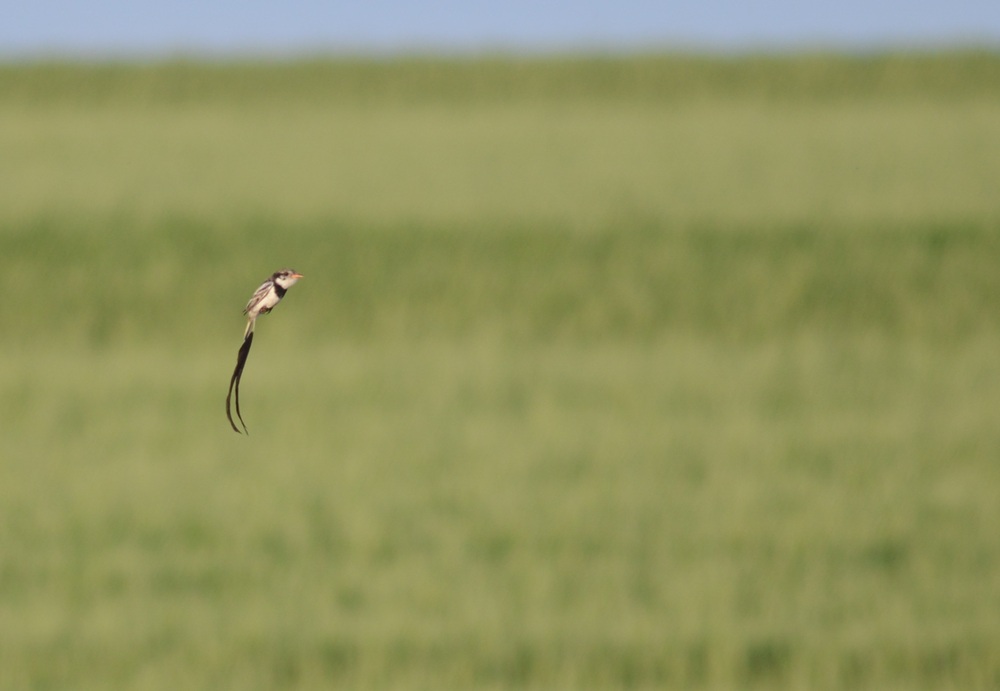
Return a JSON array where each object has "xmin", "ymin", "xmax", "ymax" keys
[{"xmin": 292, "ymin": 273, "xmax": 304, "ymax": 279}]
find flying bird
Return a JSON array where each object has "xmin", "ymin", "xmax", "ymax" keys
[{"xmin": 226, "ymin": 268, "xmax": 303, "ymax": 434}]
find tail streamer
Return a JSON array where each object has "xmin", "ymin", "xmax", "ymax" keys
[{"xmin": 226, "ymin": 331, "xmax": 254, "ymax": 434}]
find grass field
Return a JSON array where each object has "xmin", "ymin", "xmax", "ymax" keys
[{"xmin": 2, "ymin": 53, "xmax": 1000, "ymax": 689}]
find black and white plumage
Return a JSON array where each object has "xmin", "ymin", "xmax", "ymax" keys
[{"xmin": 226, "ymin": 268, "xmax": 303, "ymax": 434}]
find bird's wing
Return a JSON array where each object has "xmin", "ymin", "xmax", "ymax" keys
[{"xmin": 243, "ymin": 279, "xmax": 273, "ymax": 315}]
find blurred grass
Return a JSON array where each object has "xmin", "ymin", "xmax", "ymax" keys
[
  {"xmin": 4, "ymin": 218, "xmax": 1000, "ymax": 347},
  {"xmin": 2, "ymin": 53, "xmax": 999, "ymax": 229},
  {"xmin": 3, "ymin": 51, "xmax": 998, "ymax": 104},
  {"xmin": 2, "ymin": 54, "xmax": 1000, "ymax": 689},
  {"xmin": 3, "ymin": 100, "xmax": 999, "ymax": 229}
]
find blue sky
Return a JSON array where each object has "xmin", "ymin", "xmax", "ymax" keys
[{"xmin": 5, "ymin": 1, "xmax": 1000, "ymax": 57}]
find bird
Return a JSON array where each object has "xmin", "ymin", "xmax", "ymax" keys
[{"xmin": 226, "ymin": 269, "xmax": 303, "ymax": 434}]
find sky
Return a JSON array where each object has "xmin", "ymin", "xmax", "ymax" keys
[{"xmin": 4, "ymin": 0, "xmax": 1000, "ymax": 58}]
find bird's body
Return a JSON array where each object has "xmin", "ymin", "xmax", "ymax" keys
[
  {"xmin": 227, "ymin": 269, "xmax": 303, "ymax": 433},
  {"xmin": 242, "ymin": 269, "xmax": 303, "ymax": 337}
]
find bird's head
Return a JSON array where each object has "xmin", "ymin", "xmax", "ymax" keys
[{"xmin": 273, "ymin": 269, "xmax": 303, "ymax": 289}]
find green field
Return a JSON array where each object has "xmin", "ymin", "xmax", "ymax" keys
[{"xmin": 2, "ymin": 53, "xmax": 1000, "ymax": 689}]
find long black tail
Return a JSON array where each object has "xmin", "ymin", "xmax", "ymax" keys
[{"xmin": 226, "ymin": 331, "xmax": 254, "ymax": 434}]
